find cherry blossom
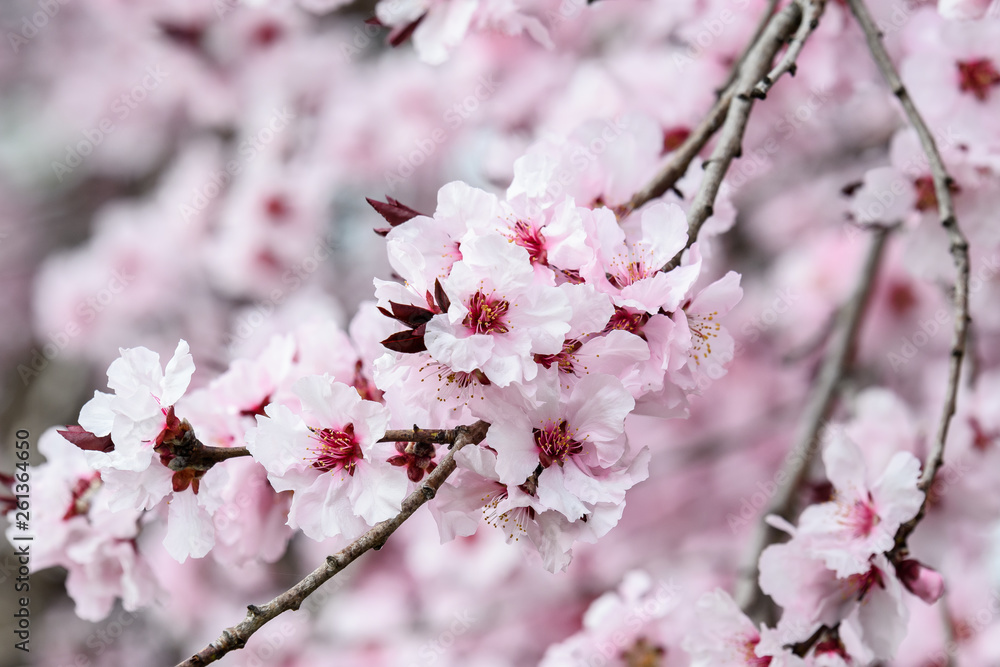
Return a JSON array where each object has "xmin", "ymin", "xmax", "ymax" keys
[
  {"xmin": 796, "ymin": 429, "xmax": 924, "ymax": 577},
  {"xmin": 248, "ymin": 375, "xmax": 408, "ymax": 540}
]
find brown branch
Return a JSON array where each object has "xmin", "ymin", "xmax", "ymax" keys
[
  {"xmin": 842, "ymin": 0, "xmax": 970, "ymax": 552},
  {"xmin": 176, "ymin": 420, "xmax": 491, "ymax": 667},
  {"xmin": 622, "ymin": 92, "xmax": 734, "ymax": 216},
  {"xmin": 752, "ymin": 0, "xmax": 826, "ymax": 100},
  {"xmin": 379, "ymin": 426, "xmax": 463, "ymax": 444},
  {"xmin": 158, "ymin": 419, "xmax": 251, "ymax": 472},
  {"xmin": 176, "ymin": 444, "xmax": 250, "ymax": 469},
  {"xmin": 719, "ymin": 0, "xmax": 780, "ymax": 93},
  {"xmin": 736, "ymin": 226, "xmax": 891, "ymax": 621},
  {"xmin": 661, "ymin": 2, "xmax": 807, "ymax": 272},
  {"xmin": 622, "ymin": 0, "xmax": 785, "ymax": 216}
]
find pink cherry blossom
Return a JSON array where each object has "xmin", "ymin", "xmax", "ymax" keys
[
  {"xmin": 796, "ymin": 429, "xmax": 924, "ymax": 577},
  {"xmin": 248, "ymin": 375, "xmax": 408, "ymax": 541},
  {"xmin": 79, "ymin": 339, "xmax": 195, "ymax": 472},
  {"xmin": 425, "ymin": 231, "xmax": 572, "ymax": 386}
]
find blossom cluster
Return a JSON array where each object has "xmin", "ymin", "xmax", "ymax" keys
[{"xmin": 6, "ymin": 0, "xmax": 1000, "ymax": 665}]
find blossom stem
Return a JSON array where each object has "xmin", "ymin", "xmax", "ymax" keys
[
  {"xmin": 843, "ymin": 0, "xmax": 971, "ymax": 552},
  {"xmin": 175, "ymin": 420, "xmax": 490, "ymax": 667},
  {"xmin": 164, "ymin": 441, "xmax": 251, "ymax": 471},
  {"xmin": 379, "ymin": 427, "xmax": 464, "ymax": 445}
]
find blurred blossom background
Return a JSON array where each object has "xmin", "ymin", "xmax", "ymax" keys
[{"xmin": 2, "ymin": 0, "xmax": 1000, "ymax": 665}]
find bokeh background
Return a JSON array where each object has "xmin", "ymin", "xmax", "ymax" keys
[{"xmin": 3, "ymin": 0, "xmax": 1000, "ymax": 665}]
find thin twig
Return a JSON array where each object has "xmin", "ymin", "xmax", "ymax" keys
[
  {"xmin": 720, "ymin": 0, "xmax": 780, "ymax": 93},
  {"xmin": 661, "ymin": 2, "xmax": 806, "ymax": 272},
  {"xmin": 753, "ymin": 0, "xmax": 826, "ymax": 100},
  {"xmin": 622, "ymin": 0, "xmax": 786, "ymax": 216},
  {"xmin": 622, "ymin": 90, "xmax": 734, "ymax": 216},
  {"xmin": 842, "ymin": 0, "xmax": 970, "ymax": 552},
  {"xmin": 176, "ymin": 420, "xmax": 491, "ymax": 667},
  {"xmin": 379, "ymin": 426, "xmax": 462, "ymax": 444},
  {"xmin": 178, "ymin": 445, "xmax": 250, "ymax": 468},
  {"xmin": 736, "ymin": 227, "xmax": 891, "ymax": 621}
]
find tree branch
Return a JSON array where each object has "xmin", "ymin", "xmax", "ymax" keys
[
  {"xmin": 176, "ymin": 420, "xmax": 491, "ymax": 667},
  {"xmin": 379, "ymin": 426, "xmax": 464, "ymax": 444},
  {"xmin": 752, "ymin": 0, "xmax": 826, "ymax": 100},
  {"xmin": 842, "ymin": 0, "xmax": 971, "ymax": 552},
  {"xmin": 736, "ymin": 226, "xmax": 891, "ymax": 621},
  {"xmin": 719, "ymin": 0, "xmax": 780, "ymax": 93},
  {"xmin": 661, "ymin": 1, "xmax": 811, "ymax": 272},
  {"xmin": 622, "ymin": 0, "xmax": 786, "ymax": 216},
  {"xmin": 170, "ymin": 444, "xmax": 251, "ymax": 470}
]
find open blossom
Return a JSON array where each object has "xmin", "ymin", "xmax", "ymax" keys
[
  {"xmin": 670, "ymin": 269, "xmax": 743, "ymax": 391},
  {"xmin": 796, "ymin": 429, "xmax": 924, "ymax": 577},
  {"xmin": 384, "ymin": 181, "xmax": 502, "ymax": 292},
  {"xmin": 247, "ymin": 375, "xmax": 408, "ymax": 541},
  {"xmin": 760, "ymin": 534, "xmax": 912, "ymax": 662},
  {"xmin": 424, "ymin": 231, "xmax": 572, "ymax": 386},
  {"xmin": 431, "ymin": 440, "xmax": 648, "ymax": 571},
  {"xmin": 683, "ymin": 589, "xmax": 804, "ymax": 666},
  {"xmin": 78, "ymin": 339, "xmax": 195, "ymax": 472},
  {"xmin": 540, "ymin": 570, "xmax": 679, "ymax": 666},
  {"xmin": 938, "ymin": 0, "xmax": 994, "ymax": 20},
  {"xmin": 582, "ymin": 202, "xmax": 699, "ymax": 314},
  {"xmin": 71, "ymin": 340, "xmax": 229, "ymax": 562},
  {"xmin": 484, "ymin": 373, "xmax": 634, "ymax": 490}
]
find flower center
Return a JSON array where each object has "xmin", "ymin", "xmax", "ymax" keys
[
  {"xmin": 510, "ymin": 221, "xmax": 547, "ymax": 265},
  {"xmin": 63, "ymin": 473, "xmax": 102, "ymax": 521},
  {"xmin": 742, "ymin": 636, "xmax": 771, "ymax": 667},
  {"xmin": 662, "ymin": 126, "xmax": 692, "ymax": 154},
  {"xmin": 534, "ymin": 419, "xmax": 584, "ymax": 468},
  {"xmin": 482, "ymin": 485, "xmax": 535, "ymax": 541},
  {"xmin": 688, "ymin": 309, "xmax": 721, "ymax": 366},
  {"xmin": 608, "ymin": 261, "xmax": 649, "ymax": 289},
  {"xmin": 957, "ymin": 58, "xmax": 1000, "ymax": 102},
  {"xmin": 914, "ymin": 175, "xmax": 960, "ymax": 213},
  {"xmin": 308, "ymin": 423, "xmax": 363, "ymax": 476},
  {"xmin": 844, "ymin": 564, "xmax": 885, "ymax": 600},
  {"xmin": 839, "ymin": 493, "xmax": 880, "ymax": 538},
  {"xmin": 463, "ymin": 290, "xmax": 510, "ymax": 335},
  {"xmin": 605, "ymin": 307, "xmax": 650, "ymax": 337},
  {"xmin": 534, "ymin": 339, "xmax": 582, "ymax": 375}
]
